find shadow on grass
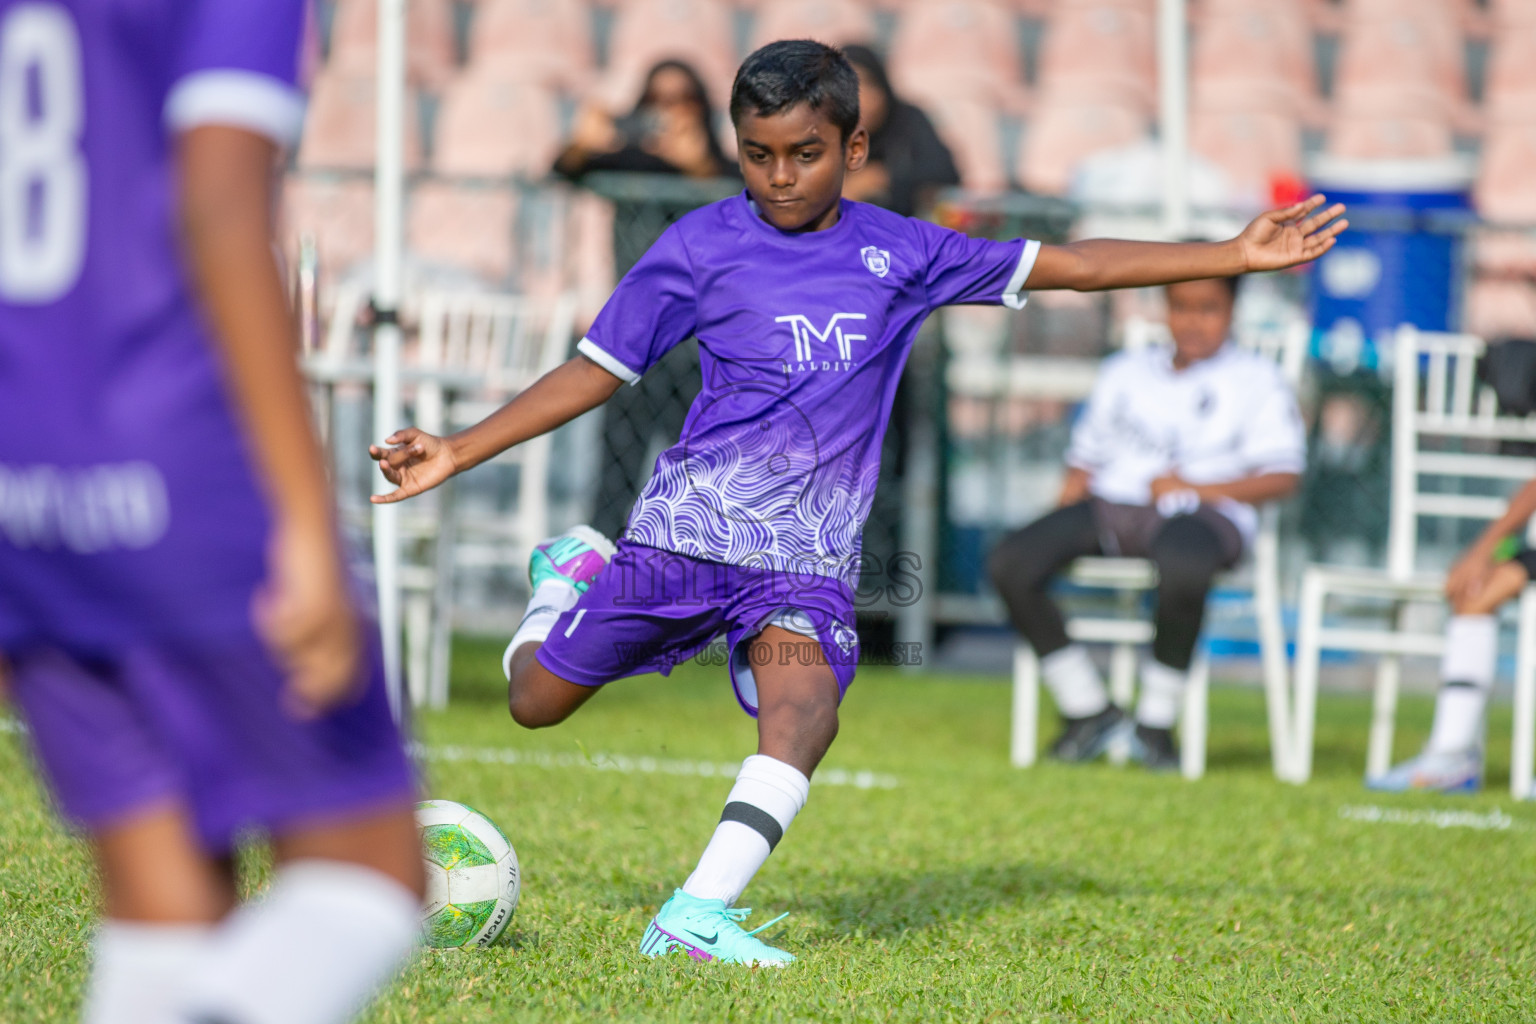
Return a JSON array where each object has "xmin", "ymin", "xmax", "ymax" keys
[{"xmin": 799, "ymin": 862, "xmax": 1116, "ymax": 940}]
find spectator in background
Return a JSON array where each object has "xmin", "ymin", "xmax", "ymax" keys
[
  {"xmin": 838, "ymin": 45, "xmax": 961, "ymax": 634},
  {"xmin": 988, "ymin": 276, "xmax": 1306, "ymax": 772},
  {"xmin": 555, "ymin": 61, "xmax": 735, "ymax": 539},
  {"xmin": 554, "ymin": 60, "xmax": 739, "ymax": 181},
  {"xmin": 840, "ymin": 44, "xmax": 960, "ymax": 216}
]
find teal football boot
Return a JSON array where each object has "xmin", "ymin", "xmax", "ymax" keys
[{"xmin": 639, "ymin": 889, "xmax": 793, "ymax": 967}]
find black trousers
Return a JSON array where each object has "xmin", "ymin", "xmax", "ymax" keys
[{"xmin": 987, "ymin": 500, "xmax": 1240, "ymax": 671}]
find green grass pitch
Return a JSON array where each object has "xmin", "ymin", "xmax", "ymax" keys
[{"xmin": 3, "ymin": 637, "xmax": 1534, "ymax": 1022}]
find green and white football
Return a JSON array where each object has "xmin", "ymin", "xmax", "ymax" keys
[{"xmin": 416, "ymin": 798, "xmax": 520, "ymax": 949}]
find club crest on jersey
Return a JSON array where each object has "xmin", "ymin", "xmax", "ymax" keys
[{"xmin": 860, "ymin": 246, "xmax": 891, "ymax": 278}]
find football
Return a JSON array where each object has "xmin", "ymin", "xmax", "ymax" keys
[{"xmin": 416, "ymin": 799, "xmax": 521, "ymax": 949}]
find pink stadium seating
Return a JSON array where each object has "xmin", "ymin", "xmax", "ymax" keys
[
  {"xmin": 299, "ymin": 69, "xmax": 423, "ymax": 172},
  {"xmin": 468, "ymin": 0, "xmax": 596, "ymax": 93},
  {"xmin": 1191, "ymin": 82, "xmax": 1302, "ymax": 204},
  {"xmin": 407, "ymin": 182, "xmax": 518, "ymax": 284},
  {"xmin": 923, "ymin": 99, "xmax": 1008, "ymax": 194},
  {"xmin": 1492, "ymin": 0, "xmax": 1536, "ymax": 27},
  {"xmin": 1326, "ymin": 85, "xmax": 1455, "ymax": 160},
  {"xmin": 1291, "ymin": 0, "xmax": 1344, "ymax": 32},
  {"xmin": 432, "ymin": 71, "xmax": 563, "ymax": 178},
  {"xmin": 888, "ymin": 0, "xmax": 1026, "ymax": 110},
  {"xmin": 282, "ymin": 176, "xmax": 376, "ymax": 277},
  {"xmin": 1048, "ymin": 0, "xmax": 1153, "ymax": 12},
  {"xmin": 1456, "ymin": 0, "xmax": 1493, "ymax": 37},
  {"xmin": 1017, "ymin": 85, "xmax": 1149, "ymax": 195},
  {"xmin": 1477, "ymin": 118, "xmax": 1536, "ymax": 224},
  {"xmin": 326, "ymin": 0, "xmax": 456, "ymax": 90},
  {"xmin": 1474, "ymin": 229, "xmax": 1536, "ymax": 278},
  {"xmin": 1466, "ymin": 278, "xmax": 1536, "ymax": 339},
  {"xmin": 1333, "ymin": 0, "xmax": 1465, "ymax": 118},
  {"xmin": 1191, "ymin": 4, "xmax": 1314, "ymax": 113},
  {"xmin": 1483, "ymin": 25, "xmax": 1536, "ymax": 120},
  {"xmin": 748, "ymin": 0, "xmax": 877, "ymax": 51},
  {"xmin": 898, "ymin": 67, "xmax": 1030, "ymax": 119},
  {"xmin": 1034, "ymin": 0, "xmax": 1156, "ymax": 112},
  {"xmin": 599, "ymin": 0, "xmax": 738, "ymax": 112}
]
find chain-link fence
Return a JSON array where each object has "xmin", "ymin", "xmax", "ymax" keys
[{"xmin": 576, "ymin": 174, "xmax": 738, "ymax": 538}]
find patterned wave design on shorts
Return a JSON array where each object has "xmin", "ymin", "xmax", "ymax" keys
[{"xmin": 625, "ymin": 423, "xmax": 881, "ymax": 584}]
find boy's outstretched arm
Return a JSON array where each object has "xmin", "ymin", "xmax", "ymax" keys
[
  {"xmin": 1026, "ymin": 195, "xmax": 1348, "ymax": 292},
  {"xmin": 179, "ymin": 126, "xmax": 359, "ymax": 718},
  {"xmin": 370, "ymin": 354, "xmax": 624, "ymax": 504}
]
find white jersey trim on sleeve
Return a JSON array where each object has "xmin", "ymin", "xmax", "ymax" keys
[
  {"xmin": 577, "ymin": 337, "xmax": 642, "ymax": 386},
  {"xmin": 165, "ymin": 70, "xmax": 306, "ymax": 146},
  {"xmin": 1001, "ymin": 239, "xmax": 1042, "ymax": 310}
]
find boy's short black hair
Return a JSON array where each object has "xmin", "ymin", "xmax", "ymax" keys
[{"xmin": 729, "ymin": 40, "xmax": 861, "ymax": 142}]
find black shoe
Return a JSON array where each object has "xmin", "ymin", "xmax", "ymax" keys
[
  {"xmin": 1128, "ymin": 724, "xmax": 1180, "ymax": 773},
  {"xmin": 1048, "ymin": 705, "xmax": 1128, "ymax": 763}
]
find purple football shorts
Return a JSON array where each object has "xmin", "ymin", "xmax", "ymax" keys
[
  {"xmin": 7, "ymin": 633, "xmax": 416, "ymax": 853},
  {"xmin": 535, "ymin": 542, "xmax": 860, "ymax": 716}
]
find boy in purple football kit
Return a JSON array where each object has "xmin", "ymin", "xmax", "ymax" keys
[
  {"xmin": 0, "ymin": 2, "xmax": 421, "ymax": 1022},
  {"xmin": 373, "ymin": 40, "xmax": 1346, "ymax": 966}
]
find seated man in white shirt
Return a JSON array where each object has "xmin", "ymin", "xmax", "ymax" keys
[{"xmin": 987, "ymin": 275, "xmax": 1306, "ymax": 770}]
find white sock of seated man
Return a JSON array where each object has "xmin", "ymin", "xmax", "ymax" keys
[
  {"xmin": 683, "ymin": 754, "xmax": 810, "ymax": 906},
  {"xmin": 1136, "ymin": 659, "xmax": 1185, "ymax": 730},
  {"xmin": 1424, "ymin": 615, "xmax": 1497, "ymax": 756},
  {"xmin": 1041, "ymin": 645, "xmax": 1110, "ymax": 719}
]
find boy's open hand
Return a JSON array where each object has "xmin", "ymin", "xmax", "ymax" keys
[
  {"xmin": 1238, "ymin": 194, "xmax": 1348, "ymax": 273},
  {"xmin": 369, "ymin": 427, "xmax": 458, "ymax": 504}
]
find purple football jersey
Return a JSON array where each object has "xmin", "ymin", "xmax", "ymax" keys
[
  {"xmin": 579, "ymin": 194, "xmax": 1039, "ymax": 584},
  {"xmin": 0, "ymin": 0, "xmax": 308, "ymax": 648}
]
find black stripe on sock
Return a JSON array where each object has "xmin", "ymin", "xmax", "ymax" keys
[
  {"xmin": 720, "ymin": 801, "xmax": 784, "ymax": 851},
  {"xmin": 1444, "ymin": 680, "xmax": 1481, "ymax": 689}
]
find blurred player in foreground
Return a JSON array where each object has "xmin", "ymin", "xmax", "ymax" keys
[
  {"xmin": 988, "ymin": 275, "xmax": 1306, "ymax": 771},
  {"xmin": 1370, "ymin": 480, "xmax": 1536, "ymax": 793},
  {"xmin": 371, "ymin": 40, "xmax": 1346, "ymax": 966},
  {"xmin": 0, "ymin": 2, "xmax": 422, "ymax": 1022}
]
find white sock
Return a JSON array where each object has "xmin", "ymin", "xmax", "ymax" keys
[
  {"xmin": 1041, "ymin": 644, "xmax": 1109, "ymax": 719},
  {"xmin": 1136, "ymin": 659, "xmax": 1186, "ymax": 729},
  {"xmin": 1426, "ymin": 614, "xmax": 1497, "ymax": 755},
  {"xmin": 83, "ymin": 920, "xmax": 210, "ymax": 1024},
  {"xmin": 682, "ymin": 755, "xmax": 809, "ymax": 906},
  {"xmin": 178, "ymin": 860, "xmax": 419, "ymax": 1024},
  {"xmin": 502, "ymin": 580, "xmax": 580, "ymax": 680}
]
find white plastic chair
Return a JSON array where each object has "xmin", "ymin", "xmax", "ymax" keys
[
  {"xmin": 1292, "ymin": 325, "xmax": 1536, "ymax": 796},
  {"xmin": 1010, "ymin": 318, "xmax": 1307, "ymax": 780},
  {"xmin": 401, "ymin": 289, "xmax": 577, "ymax": 708}
]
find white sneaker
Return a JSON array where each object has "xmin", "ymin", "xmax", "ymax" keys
[{"xmin": 1366, "ymin": 748, "xmax": 1482, "ymax": 794}]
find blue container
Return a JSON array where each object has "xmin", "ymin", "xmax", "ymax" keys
[{"xmin": 1308, "ymin": 157, "xmax": 1474, "ymax": 372}]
